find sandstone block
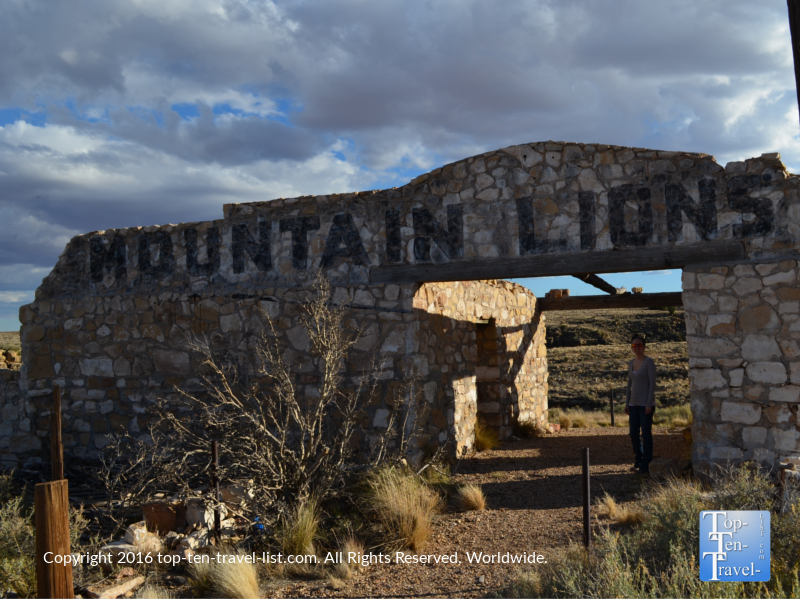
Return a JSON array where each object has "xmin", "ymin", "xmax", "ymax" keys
[
  {"xmin": 153, "ymin": 350, "xmax": 190, "ymax": 375},
  {"xmin": 772, "ymin": 427, "xmax": 800, "ymax": 452},
  {"xmin": 739, "ymin": 304, "xmax": 779, "ymax": 332},
  {"xmin": 690, "ymin": 369, "xmax": 725, "ymax": 390},
  {"xmin": 769, "ymin": 386, "xmax": 800, "ymax": 403},
  {"xmin": 743, "ymin": 426, "xmax": 767, "ymax": 447},
  {"xmin": 710, "ymin": 446, "xmax": 744, "ymax": 460},
  {"xmin": 81, "ymin": 358, "xmax": 114, "ymax": 377},
  {"xmin": 373, "ymin": 408, "xmax": 390, "ymax": 428},
  {"xmin": 286, "ymin": 326, "xmax": 311, "ymax": 351},
  {"xmin": 764, "ymin": 269, "xmax": 797, "ymax": 286},
  {"xmin": 720, "ymin": 401, "xmax": 761, "ymax": 425},
  {"xmin": 742, "ymin": 334, "xmax": 781, "ymax": 361},
  {"xmin": 764, "ymin": 404, "xmax": 793, "ymax": 424},
  {"xmin": 683, "ymin": 293, "xmax": 714, "ymax": 312},
  {"xmin": 698, "ymin": 273, "xmax": 725, "ymax": 290},
  {"xmin": 687, "ymin": 336, "xmax": 738, "ymax": 357},
  {"xmin": 746, "ymin": 362, "xmax": 787, "ymax": 384},
  {"xmin": 729, "ymin": 369, "xmax": 744, "ymax": 387},
  {"xmin": 732, "ymin": 278, "xmax": 762, "ymax": 296},
  {"xmin": 790, "ymin": 362, "xmax": 800, "ymax": 384}
]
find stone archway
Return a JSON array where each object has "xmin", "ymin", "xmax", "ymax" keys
[{"xmin": 4, "ymin": 142, "xmax": 800, "ymax": 472}]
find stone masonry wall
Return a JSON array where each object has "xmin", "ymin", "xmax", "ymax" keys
[
  {"xmin": 7, "ymin": 141, "xmax": 800, "ymax": 471},
  {"xmin": 0, "ymin": 369, "xmax": 26, "ymax": 470},
  {"xmin": 685, "ymin": 258, "xmax": 800, "ymax": 469},
  {"xmin": 413, "ymin": 280, "xmax": 547, "ymax": 454},
  {"xmin": 2, "ymin": 278, "xmax": 547, "ymax": 467}
]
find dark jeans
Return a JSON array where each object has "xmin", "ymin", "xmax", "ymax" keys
[{"xmin": 629, "ymin": 406, "xmax": 653, "ymax": 470}]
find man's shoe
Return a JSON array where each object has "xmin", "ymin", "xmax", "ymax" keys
[{"xmin": 634, "ymin": 468, "xmax": 649, "ymax": 475}]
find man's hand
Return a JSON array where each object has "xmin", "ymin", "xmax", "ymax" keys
[
  {"xmin": 624, "ymin": 405, "xmax": 629, "ymax": 415},
  {"xmin": 645, "ymin": 406, "xmax": 653, "ymax": 415}
]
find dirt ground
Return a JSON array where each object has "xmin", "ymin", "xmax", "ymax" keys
[{"xmin": 264, "ymin": 425, "xmax": 691, "ymax": 599}]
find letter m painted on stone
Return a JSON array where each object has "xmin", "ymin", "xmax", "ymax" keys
[
  {"xmin": 412, "ymin": 205, "xmax": 463, "ymax": 261},
  {"xmin": 90, "ymin": 235, "xmax": 127, "ymax": 284}
]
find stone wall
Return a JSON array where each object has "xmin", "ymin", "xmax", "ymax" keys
[
  {"xmin": 685, "ymin": 258, "xmax": 800, "ymax": 469},
  {"xmin": 414, "ymin": 280, "xmax": 546, "ymax": 454},
  {"xmin": 1, "ymin": 277, "xmax": 547, "ymax": 467},
  {"xmin": 6, "ymin": 141, "xmax": 800, "ymax": 472},
  {"xmin": 0, "ymin": 368, "xmax": 31, "ymax": 469}
]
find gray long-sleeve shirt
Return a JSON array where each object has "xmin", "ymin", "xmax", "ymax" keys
[{"xmin": 626, "ymin": 356, "xmax": 656, "ymax": 408}]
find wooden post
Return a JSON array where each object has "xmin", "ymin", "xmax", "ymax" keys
[
  {"xmin": 212, "ymin": 440, "xmax": 221, "ymax": 544},
  {"xmin": 52, "ymin": 383, "xmax": 64, "ymax": 481},
  {"xmin": 35, "ymin": 479, "xmax": 73, "ymax": 599},
  {"xmin": 582, "ymin": 447, "xmax": 591, "ymax": 548}
]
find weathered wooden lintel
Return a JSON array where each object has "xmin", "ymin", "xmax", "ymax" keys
[
  {"xmin": 369, "ymin": 241, "xmax": 745, "ymax": 285},
  {"xmin": 539, "ymin": 291, "xmax": 683, "ymax": 312}
]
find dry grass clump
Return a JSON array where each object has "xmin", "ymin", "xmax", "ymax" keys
[
  {"xmin": 280, "ymin": 499, "xmax": 319, "ymax": 557},
  {"xmin": 456, "ymin": 484, "xmax": 486, "ymax": 512},
  {"xmin": 368, "ymin": 468, "xmax": 439, "ymax": 552},
  {"xmin": 474, "ymin": 421, "xmax": 499, "ymax": 451},
  {"xmin": 330, "ymin": 536, "xmax": 365, "ymax": 582},
  {"xmin": 595, "ymin": 493, "xmax": 643, "ymax": 526},
  {"xmin": 136, "ymin": 584, "xmax": 174, "ymax": 599},
  {"xmin": 188, "ymin": 550, "xmax": 261, "ymax": 599}
]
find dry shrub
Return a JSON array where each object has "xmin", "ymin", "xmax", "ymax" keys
[
  {"xmin": 513, "ymin": 418, "xmax": 540, "ymax": 438},
  {"xmin": 331, "ymin": 537, "xmax": 364, "ymax": 581},
  {"xmin": 189, "ymin": 550, "xmax": 260, "ymax": 599},
  {"xmin": 558, "ymin": 414, "xmax": 572, "ymax": 430},
  {"xmin": 474, "ymin": 421, "xmax": 499, "ymax": 451},
  {"xmin": 368, "ymin": 468, "xmax": 439, "ymax": 552},
  {"xmin": 595, "ymin": 493, "xmax": 643, "ymax": 526},
  {"xmin": 137, "ymin": 584, "xmax": 174, "ymax": 599},
  {"xmin": 456, "ymin": 484, "xmax": 486, "ymax": 512}
]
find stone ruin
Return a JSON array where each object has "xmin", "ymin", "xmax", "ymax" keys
[{"xmin": 2, "ymin": 140, "xmax": 800, "ymax": 474}]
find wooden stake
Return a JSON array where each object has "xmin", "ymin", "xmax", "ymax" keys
[
  {"xmin": 35, "ymin": 479, "xmax": 74, "ymax": 599},
  {"xmin": 52, "ymin": 383, "xmax": 64, "ymax": 481}
]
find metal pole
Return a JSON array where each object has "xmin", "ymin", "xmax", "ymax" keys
[
  {"xmin": 212, "ymin": 440, "xmax": 221, "ymax": 544},
  {"xmin": 51, "ymin": 383, "xmax": 64, "ymax": 481},
  {"xmin": 788, "ymin": 0, "xmax": 800, "ymax": 126},
  {"xmin": 582, "ymin": 447, "xmax": 591, "ymax": 548},
  {"xmin": 609, "ymin": 390, "xmax": 615, "ymax": 427}
]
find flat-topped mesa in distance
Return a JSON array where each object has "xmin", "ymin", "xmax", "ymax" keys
[{"xmin": 38, "ymin": 142, "xmax": 794, "ymax": 299}]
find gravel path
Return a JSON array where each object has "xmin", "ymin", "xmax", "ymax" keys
[{"xmin": 265, "ymin": 425, "xmax": 690, "ymax": 599}]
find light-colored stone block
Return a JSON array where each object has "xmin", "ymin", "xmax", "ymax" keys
[
  {"xmin": 772, "ymin": 427, "xmax": 800, "ymax": 452},
  {"xmin": 743, "ymin": 426, "xmax": 767, "ymax": 447},
  {"xmin": 742, "ymin": 334, "xmax": 781, "ymax": 361},
  {"xmin": 769, "ymin": 386, "xmax": 800, "ymax": 402},
  {"xmin": 720, "ymin": 401, "xmax": 761, "ymax": 425},
  {"xmin": 690, "ymin": 369, "xmax": 726, "ymax": 390},
  {"xmin": 746, "ymin": 362, "xmax": 787, "ymax": 384}
]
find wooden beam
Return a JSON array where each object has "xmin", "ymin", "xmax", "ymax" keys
[
  {"xmin": 370, "ymin": 241, "xmax": 745, "ymax": 284},
  {"xmin": 573, "ymin": 273, "xmax": 625, "ymax": 295},
  {"xmin": 539, "ymin": 291, "xmax": 683, "ymax": 312}
]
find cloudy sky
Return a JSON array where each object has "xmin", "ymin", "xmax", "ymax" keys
[{"xmin": 1, "ymin": 0, "xmax": 798, "ymax": 331}]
